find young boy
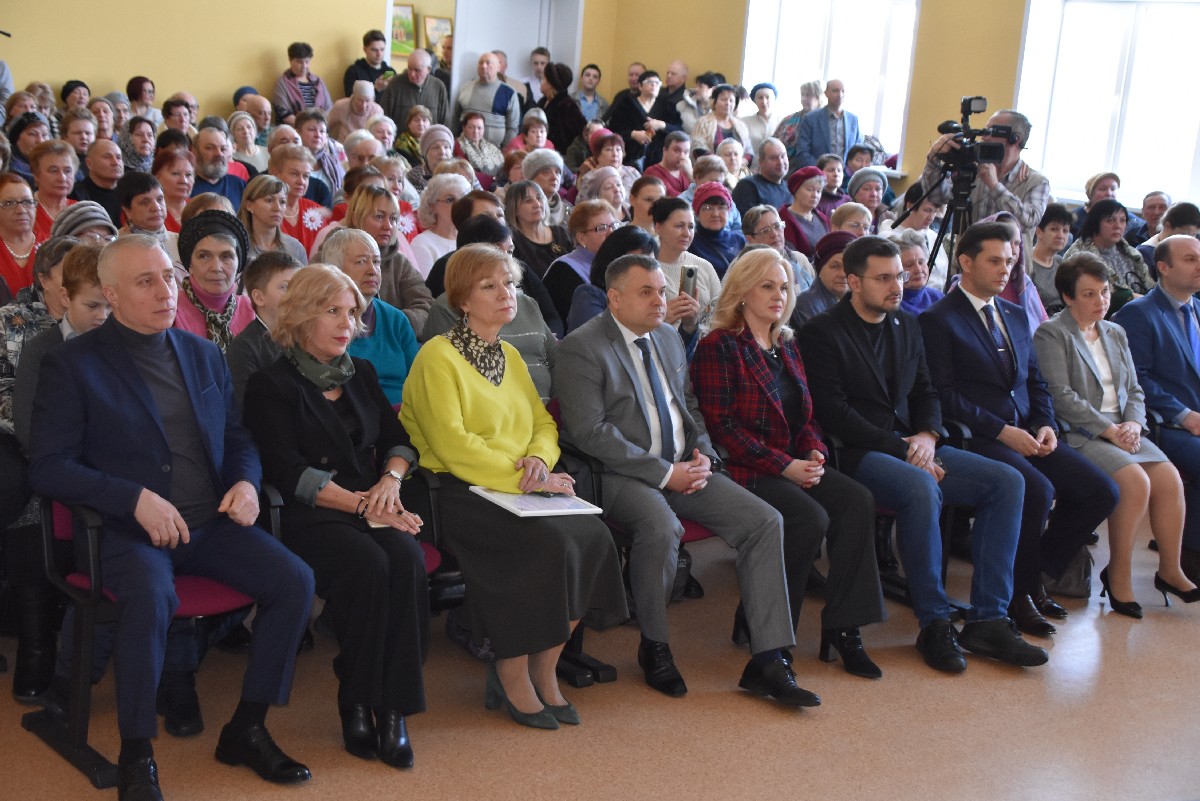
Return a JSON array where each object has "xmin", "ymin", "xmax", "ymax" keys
[
  {"xmin": 226, "ymin": 251, "xmax": 302, "ymax": 407},
  {"xmin": 1030, "ymin": 203, "xmax": 1072, "ymax": 314},
  {"xmin": 815, "ymin": 153, "xmax": 849, "ymax": 219}
]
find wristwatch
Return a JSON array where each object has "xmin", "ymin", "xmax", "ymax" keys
[{"xmin": 386, "ymin": 469, "xmax": 405, "ymax": 484}]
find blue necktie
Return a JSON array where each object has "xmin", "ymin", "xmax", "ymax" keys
[
  {"xmin": 982, "ymin": 304, "xmax": 1014, "ymax": 385},
  {"xmin": 1183, "ymin": 303, "xmax": 1200, "ymax": 368},
  {"xmin": 634, "ymin": 338, "xmax": 675, "ymax": 463}
]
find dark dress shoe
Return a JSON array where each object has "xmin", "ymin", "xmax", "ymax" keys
[
  {"xmin": 1032, "ymin": 585, "xmax": 1068, "ymax": 619},
  {"xmin": 376, "ymin": 711, "xmax": 414, "ymax": 768},
  {"xmin": 156, "ymin": 670, "xmax": 203, "ymax": 737},
  {"xmin": 1009, "ymin": 595, "xmax": 1056, "ymax": 637},
  {"xmin": 118, "ymin": 757, "xmax": 164, "ymax": 801},
  {"xmin": 819, "ymin": 627, "xmax": 882, "ymax": 679},
  {"xmin": 215, "ymin": 722, "xmax": 311, "ymax": 784},
  {"xmin": 738, "ymin": 658, "xmax": 821, "ymax": 707},
  {"xmin": 682, "ymin": 574, "xmax": 704, "ymax": 599},
  {"xmin": 637, "ymin": 639, "xmax": 687, "ymax": 697},
  {"xmin": 915, "ymin": 618, "xmax": 967, "ymax": 674},
  {"xmin": 957, "ymin": 618, "xmax": 1049, "ymax": 667},
  {"xmin": 340, "ymin": 703, "xmax": 377, "ymax": 760}
]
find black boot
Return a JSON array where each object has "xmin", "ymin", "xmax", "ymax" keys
[{"xmin": 12, "ymin": 582, "xmax": 59, "ymax": 702}]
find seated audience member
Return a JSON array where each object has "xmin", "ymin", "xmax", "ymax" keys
[
  {"xmin": 799, "ymin": 235, "xmax": 1044, "ymax": 672},
  {"xmin": 244, "ymin": 263, "xmax": 428, "ymax": 768},
  {"xmin": 542, "ymin": 63, "xmax": 587, "ymax": 154},
  {"xmin": 316, "ymin": 166, "xmax": 387, "ymax": 237},
  {"xmin": 565, "ymin": 223, "xmax": 659, "ymax": 334},
  {"xmin": 717, "ymin": 139, "xmax": 750, "ymax": 189},
  {"xmin": 688, "ymin": 181, "xmax": 746, "ymax": 279},
  {"xmin": 555, "ymin": 254, "xmax": 816, "ymax": 706},
  {"xmin": 48, "ymin": 199, "xmax": 118, "ymax": 243},
  {"xmin": 174, "ymin": 209, "xmax": 254, "ymax": 349},
  {"xmin": 1138, "ymin": 202, "xmax": 1200, "ymax": 278},
  {"xmin": 1069, "ymin": 172, "xmax": 1144, "ymax": 239},
  {"xmin": 7, "ymin": 111, "xmax": 52, "ymax": 184},
  {"xmin": 317, "ymin": 228, "xmax": 419, "ymax": 405},
  {"xmin": 1034, "ymin": 253, "xmax": 1198, "ymax": 616},
  {"xmin": 691, "ymin": 84, "xmax": 749, "ymax": 156},
  {"xmin": 981, "ymin": 210, "xmax": 1048, "ymax": 332},
  {"xmin": 743, "ymin": 205, "xmax": 815, "ymax": 292},
  {"xmin": 0, "ymin": 175, "xmax": 39, "ymax": 296},
  {"xmin": 227, "ymin": 111, "xmax": 268, "ymax": 174},
  {"xmin": 643, "ymin": 131, "xmax": 692, "ymax": 197},
  {"xmin": 239, "ymin": 174, "xmax": 308, "ymax": 264},
  {"xmin": 780, "ymin": 166, "xmax": 830, "ymax": 261},
  {"xmin": 830, "ymin": 201, "xmax": 873, "ymax": 237},
  {"xmin": 889, "ymin": 228, "xmax": 942, "ymax": 314},
  {"xmin": 371, "ymin": 154, "xmax": 421, "ymax": 208},
  {"xmin": 190, "ymin": 126, "xmax": 246, "ymax": 211},
  {"xmin": 421, "ymin": 216, "xmax": 558, "ymax": 399},
  {"xmin": 406, "ymin": 124, "xmax": 455, "ymax": 193},
  {"xmin": 651, "ymin": 196, "xmax": 719, "ymax": 341},
  {"xmin": 227, "ymin": 251, "xmax": 301, "ymax": 406},
  {"xmin": 273, "ymin": 41, "xmax": 333, "ymax": 125},
  {"xmin": 402, "ymin": 244, "xmax": 626, "ymax": 729},
  {"xmin": 522, "ymin": 149, "xmax": 570, "ymax": 227},
  {"xmin": 814, "ymin": 154, "xmax": 849, "ymax": 220},
  {"xmin": 410, "ymin": 173, "xmax": 471, "ymax": 278},
  {"xmin": 329, "ymin": 82, "xmax": 384, "ymax": 144},
  {"xmin": 693, "ymin": 247, "xmax": 884, "ymax": 676},
  {"xmin": 731, "ymin": 138, "xmax": 789, "ymax": 216},
  {"xmin": 842, "ymin": 145, "xmax": 876, "ymax": 190},
  {"xmin": 342, "ymin": 134, "xmax": 385, "ymax": 177},
  {"xmin": 29, "ymin": 140, "xmax": 78, "ymax": 241},
  {"xmin": 241, "ymin": 95, "xmax": 275, "ymax": 146},
  {"xmin": 740, "ymin": 83, "xmax": 779, "ymax": 162},
  {"xmin": 88, "ymin": 96, "xmax": 116, "ymax": 142},
  {"xmin": 677, "ymin": 70, "xmax": 720, "ymax": 135},
  {"xmin": 1113, "ymin": 234, "xmax": 1200, "ymax": 583},
  {"xmin": 920, "ymin": 222, "xmax": 1118, "ymax": 635},
  {"xmin": 422, "ymin": 191, "xmax": 503, "ymax": 293},
  {"xmin": 70, "ymin": 139, "xmax": 125, "ymax": 225},
  {"xmin": 14, "ymin": 243, "xmax": 109, "ymax": 448},
  {"xmin": 578, "ymin": 129, "xmax": 641, "ymax": 197},
  {"xmin": 882, "ymin": 187, "xmax": 949, "ymax": 291},
  {"xmin": 153, "ymin": 146, "xmax": 195, "ymax": 233},
  {"xmin": 504, "ymin": 108, "xmax": 555, "ymax": 155},
  {"xmin": 846, "ymin": 167, "xmax": 891, "ymax": 234},
  {"xmin": 60, "ymin": 107, "xmax": 97, "ymax": 172},
  {"xmin": 159, "ymin": 97, "xmax": 193, "ymax": 136},
  {"xmin": 628, "ymin": 174, "xmax": 666, "ymax": 233},
  {"xmin": 396, "ymin": 105, "xmax": 433, "ymax": 167},
  {"xmin": 343, "ymin": 29, "xmax": 396, "ymax": 96},
  {"xmin": 270, "ymin": 144, "xmax": 330, "ymax": 255},
  {"xmin": 562, "ymin": 120, "xmax": 603, "ymax": 175},
  {"xmin": 28, "ymin": 234, "xmax": 316, "ymax": 799},
  {"xmin": 505, "ymin": 180, "xmax": 572, "ymax": 280},
  {"xmin": 571, "ymin": 64, "xmax": 608, "ymax": 123},
  {"xmin": 792, "ymin": 231, "xmax": 854, "ymax": 327},
  {"xmin": 679, "ymin": 155, "xmax": 741, "ymax": 234},
  {"xmin": 1028, "ymin": 202, "xmax": 1073, "ymax": 314},
  {"xmin": 295, "ymin": 110, "xmax": 345, "ymax": 198},
  {"xmin": 126, "ymin": 76, "xmax": 162, "ymax": 129},
  {"xmin": 366, "ymin": 115, "xmax": 400, "ymax": 157},
  {"xmin": 121, "ymin": 116, "xmax": 157, "ymax": 175},
  {"xmin": 575, "ymin": 166, "xmax": 630, "ymax": 222},
  {"xmin": 456, "ymin": 111, "xmax": 505, "ymax": 179},
  {"xmin": 116, "ymin": 172, "xmax": 178, "ymax": 260},
  {"xmin": 1126, "ymin": 190, "xmax": 1170, "ymax": 248},
  {"xmin": 343, "ymin": 185, "xmax": 432, "ymax": 331},
  {"xmin": 543, "ymin": 200, "xmax": 619, "ymax": 321},
  {"xmin": 1063, "ymin": 198, "xmax": 1153, "ymax": 316}
]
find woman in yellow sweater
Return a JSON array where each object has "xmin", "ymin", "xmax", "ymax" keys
[{"xmin": 401, "ymin": 244, "xmax": 626, "ymax": 730}]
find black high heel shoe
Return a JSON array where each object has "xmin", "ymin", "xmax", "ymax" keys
[
  {"xmin": 819, "ymin": 628, "xmax": 882, "ymax": 679},
  {"xmin": 340, "ymin": 703, "xmax": 377, "ymax": 760},
  {"xmin": 1099, "ymin": 567, "xmax": 1143, "ymax": 619},
  {"xmin": 376, "ymin": 710, "xmax": 414, "ymax": 768},
  {"xmin": 1154, "ymin": 573, "xmax": 1200, "ymax": 606}
]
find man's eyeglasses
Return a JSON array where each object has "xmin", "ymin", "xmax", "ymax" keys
[
  {"xmin": 864, "ymin": 271, "xmax": 910, "ymax": 285},
  {"xmin": 0, "ymin": 199, "xmax": 37, "ymax": 210},
  {"xmin": 752, "ymin": 220, "xmax": 785, "ymax": 236}
]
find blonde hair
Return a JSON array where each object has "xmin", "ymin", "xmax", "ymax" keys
[
  {"xmin": 710, "ymin": 248, "xmax": 796, "ymax": 345},
  {"xmin": 272, "ymin": 263, "xmax": 366, "ymax": 349},
  {"xmin": 238, "ymin": 174, "xmax": 288, "ymax": 248},
  {"xmin": 445, "ymin": 243, "xmax": 522, "ymax": 314},
  {"xmin": 268, "ymin": 143, "xmax": 315, "ymax": 173},
  {"xmin": 831, "ymin": 202, "xmax": 871, "ymax": 230}
]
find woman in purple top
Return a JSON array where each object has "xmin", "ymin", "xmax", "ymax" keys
[{"xmin": 541, "ymin": 200, "xmax": 619, "ymax": 323}]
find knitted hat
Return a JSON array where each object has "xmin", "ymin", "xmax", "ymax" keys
[
  {"xmin": 750, "ymin": 83, "xmax": 777, "ymax": 101},
  {"xmin": 692, "ymin": 181, "xmax": 733, "ymax": 214},
  {"xmin": 589, "ymin": 127, "xmax": 619, "ymax": 155},
  {"xmin": 178, "ymin": 209, "xmax": 249, "ymax": 270},
  {"xmin": 521, "ymin": 107, "xmax": 548, "ymax": 132},
  {"xmin": 105, "ymin": 91, "xmax": 130, "ymax": 108},
  {"xmin": 787, "ymin": 165, "xmax": 824, "ymax": 195},
  {"xmin": 232, "ymin": 86, "xmax": 259, "ymax": 107},
  {"xmin": 61, "ymin": 80, "xmax": 89, "ymax": 103},
  {"xmin": 1084, "ymin": 172, "xmax": 1120, "ymax": 201},
  {"xmin": 813, "ymin": 231, "xmax": 857, "ymax": 273},
  {"xmin": 6, "ymin": 111, "xmax": 50, "ymax": 141},
  {"xmin": 579, "ymin": 166, "xmax": 620, "ymax": 202},
  {"xmin": 544, "ymin": 63, "xmax": 573, "ymax": 94},
  {"xmin": 522, "ymin": 148, "xmax": 563, "ymax": 179},
  {"xmin": 419, "ymin": 124, "xmax": 454, "ymax": 158},
  {"xmin": 227, "ymin": 111, "xmax": 256, "ymax": 136},
  {"xmin": 49, "ymin": 201, "xmax": 117, "ymax": 239},
  {"xmin": 351, "ymin": 80, "xmax": 375, "ymax": 100},
  {"xmin": 847, "ymin": 167, "xmax": 887, "ymax": 200}
]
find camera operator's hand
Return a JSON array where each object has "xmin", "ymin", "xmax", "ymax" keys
[
  {"xmin": 978, "ymin": 162, "xmax": 999, "ymax": 189},
  {"xmin": 927, "ymin": 132, "xmax": 960, "ymax": 161}
]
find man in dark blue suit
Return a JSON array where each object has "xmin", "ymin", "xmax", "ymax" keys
[
  {"xmin": 920, "ymin": 222, "xmax": 1117, "ymax": 637},
  {"xmin": 1113, "ymin": 235, "xmax": 1200, "ymax": 580},
  {"xmin": 27, "ymin": 236, "xmax": 315, "ymax": 801},
  {"xmin": 794, "ymin": 80, "xmax": 862, "ymax": 168}
]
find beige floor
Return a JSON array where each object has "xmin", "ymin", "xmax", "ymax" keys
[{"xmin": 3, "ymin": 529, "xmax": 1199, "ymax": 801}]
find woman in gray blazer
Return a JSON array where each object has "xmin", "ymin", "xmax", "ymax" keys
[{"xmin": 1033, "ymin": 253, "xmax": 1199, "ymax": 617}]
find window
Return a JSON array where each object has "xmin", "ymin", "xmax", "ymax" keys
[
  {"xmin": 742, "ymin": 0, "xmax": 919, "ymax": 158},
  {"xmin": 1017, "ymin": 0, "xmax": 1200, "ymax": 205}
]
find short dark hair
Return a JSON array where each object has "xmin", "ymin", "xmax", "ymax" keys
[
  {"xmin": 1037, "ymin": 202, "xmax": 1073, "ymax": 230},
  {"xmin": 127, "ymin": 115, "xmax": 154, "ymax": 137},
  {"xmin": 954, "ymin": 221, "xmax": 1015, "ymax": 264},
  {"xmin": 196, "ymin": 115, "xmax": 229, "ymax": 134},
  {"xmin": 455, "ymin": 214, "xmax": 510, "ymax": 248},
  {"xmin": 664, "ymin": 130, "xmax": 690, "ymax": 148},
  {"xmin": 581, "ymin": 63, "xmax": 601, "ymax": 77},
  {"xmin": 155, "ymin": 128, "xmax": 191, "ymax": 152},
  {"xmin": 843, "ymin": 235, "xmax": 900, "ymax": 279},
  {"xmin": 363, "ymin": 29, "xmax": 386, "ymax": 46},
  {"xmin": 243, "ymin": 251, "xmax": 302, "ymax": 301},
  {"xmin": 531, "ymin": 46, "xmax": 551, "ymax": 59},
  {"xmin": 161, "ymin": 97, "xmax": 190, "ymax": 117},
  {"xmin": 605, "ymin": 254, "xmax": 659, "ymax": 291},
  {"xmin": 287, "ymin": 42, "xmax": 314, "ymax": 60},
  {"xmin": 846, "ymin": 144, "xmax": 875, "ymax": 163},
  {"xmin": 590, "ymin": 225, "xmax": 658, "ymax": 289},
  {"xmin": 1164, "ymin": 202, "xmax": 1200, "ymax": 230},
  {"xmin": 816, "ymin": 153, "xmax": 842, "ymax": 170},
  {"xmin": 638, "ymin": 70, "xmax": 661, "ymax": 85},
  {"xmin": 695, "ymin": 71, "xmax": 724, "ymax": 88},
  {"xmin": 1054, "ymin": 252, "xmax": 1109, "ymax": 300},
  {"xmin": 126, "ymin": 76, "xmax": 153, "ymax": 103},
  {"xmin": 342, "ymin": 165, "xmax": 384, "ymax": 198},
  {"xmin": 901, "ymin": 183, "xmax": 925, "ymax": 208},
  {"xmin": 294, "ymin": 108, "xmax": 328, "ymax": 130},
  {"xmin": 450, "ymin": 190, "xmax": 501, "ymax": 229},
  {"xmin": 1079, "ymin": 198, "xmax": 1127, "ymax": 241},
  {"xmin": 117, "ymin": 171, "xmax": 162, "ymax": 209},
  {"xmin": 649, "ymin": 196, "xmax": 690, "ymax": 224}
]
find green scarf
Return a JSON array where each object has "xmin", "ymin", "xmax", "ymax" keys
[{"xmin": 286, "ymin": 345, "xmax": 355, "ymax": 391}]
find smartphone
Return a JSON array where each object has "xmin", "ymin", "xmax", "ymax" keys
[{"xmin": 680, "ymin": 266, "xmax": 696, "ymax": 298}]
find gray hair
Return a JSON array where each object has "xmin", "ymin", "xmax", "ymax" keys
[
  {"xmin": 316, "ymin": 227, "xmax": 379, "ymax": 270},
  {"xmin": 757, "ymin": 136, "xmax": 784, "ymax": 163},
  {"xmin": 887, "ymin": 227, "xmax": 929, "ymax": 255},
  {"xmin": 418, "ymin": 173, "xmax": 471, "ymax": 229}
]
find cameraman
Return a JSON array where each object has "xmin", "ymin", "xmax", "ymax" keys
[{"xmin": 920, "ymin": 109, "xmax": 1049, "ymax": 255}]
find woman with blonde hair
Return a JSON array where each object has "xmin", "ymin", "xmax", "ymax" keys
[
  {"xmin": 692, "ymin": 248, "xmax": 884, "ymax": 678},
  {"xmin": 239, "ymin": 174, "xmax": 308, "ymax": 263},
  {"xmin": 343, "ymin": 185, "xmax": 432, "ymax": 332}
]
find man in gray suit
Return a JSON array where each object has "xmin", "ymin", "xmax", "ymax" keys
[{"xmin": 554, "ymin": 255, "xmax": 817, "ymax": 707}]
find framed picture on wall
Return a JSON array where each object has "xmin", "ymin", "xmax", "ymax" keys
[
  {"xmin": 424, "ymin": 16, "xmax": 452, "ymax": 55},
  {"xmin": 390, "ymin": 3, "xmax": 415, "ymax": 57}
]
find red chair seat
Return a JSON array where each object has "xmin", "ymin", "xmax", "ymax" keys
[
  {"xmin": 420, "ymin": 541, "xmax": 442, "ymax": 574},
  {"xmin": 64, "ymin": 573, "xmax": 253, "ymax": 617},
  {"xmin": 680, "ymin": 520, "xmax": 715, "ymax": 543}
]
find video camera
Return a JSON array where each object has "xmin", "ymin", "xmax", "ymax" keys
[{"xmin": 935, "ymin": 96, "xmax": 1011, "ymax": 174}]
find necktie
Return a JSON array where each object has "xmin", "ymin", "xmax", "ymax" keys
[
  {"xmin": 982, "ymin": 304, "xmax": 1014, "ymax": 385},
  {"xmin": 634, "ymin": 338, "xmax": 675, "ymax": 462},
  {"xmin": 1183, "ymin": 303, "xmax": 1200, "ymax": 368}
]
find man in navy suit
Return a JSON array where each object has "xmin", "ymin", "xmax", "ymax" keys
[
  {"xmin": 1113, "ymin": 235, "xmax": 1200, "ymax": 580},
  {"xmin": 28, "ymin": 236, "xmax": 315, "ymax": 801},
  {"xmin": 919, "ymin": 222, "xmax": 1117, "ymax": 637},
  {"xmin": 794, "ymin": 80, "xmax": 862, "ymax": 168}
]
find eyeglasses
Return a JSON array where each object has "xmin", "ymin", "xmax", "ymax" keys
[
  {"xmin": 588, "ymin": 222, "xmax": 622, "ymax": 235},
  {"xmin": 699, "ymin": 203, "xmax": 728, "ymax": 213},
  {"xmin": 864, "ymin": 271, "xmax": 910, "ymax": 285},
  {"xmin": 843, "ymin": 221, "xmax": 869, "ymax": 232},
  {"xmin": 0, "ymin": 199, "xmax": 37, "ymax": 210},
  {"xmin": 752, "ymin": 220, "xmax": 785, "ymax": 236},
  {"xmin": 79, "ymin": 231, "xmax": 117, "ymax": 243},
  {"xmin": 436, "ymin": 195, "xmax": 460, "ymax": 205}
]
